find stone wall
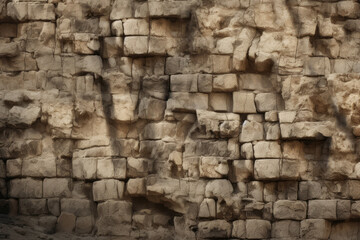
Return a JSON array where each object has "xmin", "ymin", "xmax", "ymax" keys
[{"xmin": 1, "ymin": 0, "xmax": 360, "ymax": 239}]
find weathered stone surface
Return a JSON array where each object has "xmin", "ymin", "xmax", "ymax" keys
[
  {"xmin": 199, "ymin": 157, "xmax": 229, "ymax": 178},
  {"xmin": 61, "ymin": 198, "xmax": 93, "ymax": 217},
  {"xmin": 301, "ymin": 219, "xmax": 331, "ymax": 240},
  {"xmin": 213, "ymin": 74, "xmax": 238, "ymax": 92},
  {"xmin": 57, "ymin": 212, "xmax": 76, "ymax": 233},
  {"xmin": 72, "ymin": 158, "xmax": 97, "ymax": 180},
  {"xmin": 126, "ymin": 178, "xmax": 146, "ymax": 196},
  {"xmin": 97, "ymin": 200, "xmax": 132, "ymax": 236},
  {"xmin": 253, "ymin": 141, "xmax": 282, "ymax": 159},
  {"xmin": 9, "ymin": 178, "xmax": 42, "ymax": 198},
  {"xmin": 246, "ymin": 219, "xmax": 271, "ymax": 239},
  {"xmin": 233, "ymin": 92, "xmax": 257, "ymax": 113},
  {"xmin": 230, "ymin": 160, "xmax": 253, "ymax": 182},
  {"xmin": 43, "ymin": 178, "xmax": 71, "ymax": 198},
  {"xmin": 19, "ymin": 199, "xmax": 47, "ymax": 215},
  {"xmin": 272, "ymin": 220, "xmax": 300, "ymax": 239},
  {"xmin": 93, "ymin": 179, "xmax": 124, "ymax": 201},
  {"xmin": 254, "ymin": 159, "xmax": 280, "ymax": 180},
  {"xmin": 308, "ymin": 200, "xmax": 337, "ymax": 220},
  {"xmin": 199, "ymin": 198, "xmax": 216, "ymax": 218},
  {"xmin": 240, "ymin": 121, "xmax": 263, "ymax": 142},
  {"xmin": 274, "ymin": 200, "xmax": 307, "ymax": 220},
  {"xmin": 205, "ymin": 179, "xmax": 233, "ymax": 198},
  {"xmin": 198, "ymin": 220, "xmax": 232, "ymax": 239}
]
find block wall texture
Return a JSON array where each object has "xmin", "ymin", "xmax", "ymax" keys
[{"xmin": 0, "ymin": 0, "xmax": 360, "ymax": 239}]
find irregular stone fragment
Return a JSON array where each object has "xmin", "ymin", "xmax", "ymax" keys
[
  {"xmin": 126, "ymin": 178, "xmax": 146, "ymax": 196},
  {"xmin": 199, "ymin": 157, "xmax": 229, "ymax": 178}
]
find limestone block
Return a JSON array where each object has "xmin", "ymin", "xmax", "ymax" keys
[
  {"xmin": 6, "ymin": 158, "xmax": 21, "ymax": 177},
  {"xmin": 264, "ymin": 123, "xmax": 280, "ymax": 140},
  {"xmin": 246, "ymin": 219, "xmax": 271, "ymax": 239},
  {"xmin": 19, "ymin": 199, "xmax": 47, "ymax": 216},
  {"xmin": 255, "ymin": 93, "xmax": 282, "ymax": 112},
  {"xmin": 75, "ymin": 55, "xmax": 103, "ymax": 75},
  {"xmin": 126, "ymin": 178, "xmax": 146, "ymax": 196},
  {"xmin": 265, "ymin": 111, "xmax": 278, "ymax": 122},
  {"xmin": 170, "ymin": 74, "xmax": 198, "ymax": 93},
  {"xmin": 239, "ymin": 74, "xmax": 274, "ymax": 92},
  {"xmin": 141, "ymin": 75, "xmax": 169, "ymax": 99},
  {"xmin": 240, "ymin": 120, "xmax": 264, "ymax": 142},
  {"xmin": 48, "ymin": 198, "xmax": 60, "ymax": 216},
  {"xmin": 28, "ymin": 3, "xmax": 55, "ymax": 20},
  {"xmin": 205, "ymin": 179, "xmax": 233, "ymax": 198},
  {"xmin": 148, "ymin": 1, "xmax": 191, "ymax": 18},
  {"xmin": 9, "ymin": 178, "xmax": 42, "ymax": 198},
  {"xmin": 76, "ymin": 215, "xmax": 94, "ymax": 234},
  {"xmin": 303, "ymin": 57, "xmax": 330, "ymax": 76},
  {"xmin": 241, "ymin": 143, "xmax": 253, "ymax": 159},
  {"xmin": 337, "ymin": 200, "xmax": 351, "ymax": 220},
  {"xmin": 111, "ymin": 93, "xmax": 138, "ymax": 122},
  {"xmin": 278, "ymin": 111, "xmax": 296, "ymax": 123},
  {"xmin": 167, "ymin": 93, "xmax": 208, "ymax": 112},
  {"xmin": 351, "ymin": 201, "xmax": 360, "ymax": 217},
  {"xmin": 123, "ymin": 19, "xmax": 149, "ymax": 36},
  {"xmin": 274, "ymin": 200, "xmax": 307, "ymax": 220},
  {"xmin": 196, "ymin": 110, "xmax": 240, "ymax": 137},
  {"xmin": 7, "ymin": 2, "xmax": 28, "ymax": 21},
  {"xmin": 8, "ymin": 105, "xmax": 41, "ymax": 126},
  {"xmin": 110, "ymin": 0, "xmax": 132, "ymax": 20},
  {"xmin": 230, "ymin": 160, "xmax": 253, "ymax": 182},
  {"xmin": 198, "ymin": 220, "xmax": 232, "ymax": 239},
  {"xmin": 124, "ymin": 36, "xmax": 148, "ymax": 55},
  {"xmin": 199, "ymin": 198, "xmax": 216, "ymax": 218},
  {"xmin": 61, "ymin": 198, "xmax": 93, "ymax": 217},
  {"xmin": 111, "ymin": 20, "xmax": 123, "ymax": 36},
  {"xmin": 199, "ymin": 157, "xmax": 229, "ymax": 178},
  {"xmin": 308, "ymin": 200, "xmax": 337, "ymax": 220},
  {"xmin": 102, "ymin": 37, "xmax": 122, "ymax": 58},
  {"xmin": 97, "ymin": 158, "xmax": 115, "ymax": 179},
  {"xmin": 233, "ymin": 92, "xmax": 257, "ymax": 113},
  {"xmin": 127, "ymin": 158, "xmax": 149, "ymax": 178},
  {"xmin": 142, "ymin": 122, "xmax": 176, "ymax": 140},
  {"xmin": 300, "ymin": 219, "xmax": 331, "ymax": 240},
  {"xmin": 22, "ymin": 155, "xmax": 56, "ymax": 177},
  {"xmin": 216, "ymin": 37, "xmax": 235, "ymax": 54},
  {"xmin": 56, "ymin": 212, "xmax": 76, "ymax": 233},
  {"xmin": 337, "ymin": 1, "xmax": 360, "ymax": 18},
  {"xmin": 140, "ymin": 140, "xmax": 176, "ymax": 160},
  {"xmin": 330, "ymin": 222, "xmax": 360, "ymax": 240},
  {"xmin": 96, "ymin": 200, "xmax": 132, "ymax": 236},
  {"xmin": 198, "ymin": 74, "xmax": 213, "ymax": 93},
  {"xmin": 281, "ymin": 159, "xmax": 303, "ymax": 180},
  {"xmin": 213, "ymin": 74, "xmax": 238, "ymax": 92},
  {"xmin": 43, "ymin": 178, "xmax": 71, "ymax": 198},
  {"xmin": 254, "ymin": 159, "xmax": 280, "ymax": 180},
  {"xmin": 248, "ymin": 181, "xmax": 263, "ymax": 202},
  {"xmin": 0, "ymin": 42, "xmax": 19, "ymax": 57},
  {"xmin": 272, "ymin": 220, "xmax": 300, "ymax": 239},
  {"xmin": 253, "ymin": 141, "xmax": 282, "ymax": 159},
  {"xmin": 280, "ymin": 122, "xmax": 334, "ymax": 139},
  {"xmin": 93, "ymin": 179, "xmax": 124, "ymax": 201},
  {"xmin": 72, "ymin": 157, "xmax": 97, "ymax": 180},
  {"xmin": 232, "ymin": 220, "xmax": 245, "ymax": 238},
  {"xmin": 209, "ymin": 93, "xmax": 232, "ymax": 112},
  {"xmin": 138, "ymin": 97, "xmax": 166, "ymax": 121}
]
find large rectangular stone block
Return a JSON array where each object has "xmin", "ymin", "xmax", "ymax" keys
[
  {"xmin": 274, "ymin": 200, "xmax": 307, "ymax": 220},
  {"xmin": 9, "ymin": 178, "xmax": 42, "ymax": 198}
]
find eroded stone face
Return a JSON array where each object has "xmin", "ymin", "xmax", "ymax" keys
[{"xmin": 1, "ymin": 0, "xmax": 360, "ymax": 238}]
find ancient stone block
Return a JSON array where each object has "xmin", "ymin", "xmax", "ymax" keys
[
  {"xmin": 272, "ymin": 220, "xmax": 300, "ymax": 239},
  {"xmin": 198, "ymin": 220, "xmax": 232, "ymax": 239},
  {"xmin": 230, "ymin": 160, "xmax": 253, "ymax": 182},
  {"xmin": 308, "ymin": 200, "xmax": 337, "ymax": 220},
  {"xmin": 19, "ymin": 199, "xmax": 47, "ymax": 215},
  {"xmin": 93, "ymin": 179, "xmax": 124, "ymax": 201},
  {"xmin": 61, "ymin": 198, "xmax": 93, "ymax": 217},
  {"xmin": 246, "ymin": 219, "xmax": 271, "ymax": 239},
  {"xmin": 213, "ymin": 74, "xmax": 238, "ymax": 92},
  {"xmin": 209, "ymin": 93, "xmax": 232, "ymax": 112},
  {"xmin": 72, "ymin": 157, "xmax": 97, "ymax": 180},
  {"xmin": 167, "ymin": 93, "xmax": 208, "ymax": 112},
  {"xmin": 199, "ymin": 157, "xmax": 229, "ymax": 178},
  {"xmin": 43, "ymin": 178, "xmax": 72, "ymax": 198},
  {"xmin": 240, "ymin": 121, "xmax": 264, "ymax": 142},
  {"xmin": 170, "ymin": 74, "xmax": 198, "ymax": 93},
  {"xmin": 9, "ymin": 178, "xmax": 42, "ymax": 198},
  {"xmin": 253, "ymin": 141, "xmax": 282, "ymax": 159},
  {"xmin": 138, "ymin": 97, "xmax": 166, "ymax": 121},
  {"xmin": 6, "ymin": 158, "xmax": 21, "ymax": 177},
  {"xmin": 248, "ymin": 181, "xmax": 263, "ymax": 202},
  {"xmin": 254, "ymin": 159, "xmax": 280, "ymax": 180},
  {"xmin": 57, "ymin": 212, "xmax": 76, "ymax": 233},
  {"xmin": 126, "ymin": 178, "xmax": 146, "ymax": 196},
  {"xmin": 96, "ymin": 200, "xmax": 132, "ymax": 236},
  {"xmin": 124, "ymin": 36, "xmax": 148, "ymax": 55},
  {"xmin": 199, "ymin": 198, "xmax": 216, "ymax": 218},
  {"xmin": 205, "ymin": 179, "xmax": 233, "ymax": 198},
  {"xmin": 233, "ymin": 92, "xmax": 257, "ymax": 113},
  {"xmin": 123, "ymin": 19, "xmax": 149, "ymax": 36},
  {"xmin": 273, "ymin": 200, "xmax": 307, "ymax": 220},
  {"xmin": 300, "ymin": 219, "xmax": 331, "ymax": 240}
]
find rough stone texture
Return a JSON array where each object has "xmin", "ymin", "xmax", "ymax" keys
[{"xmin": 1, "ymin": 0, "xmax": 360, "ymax": 238}]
